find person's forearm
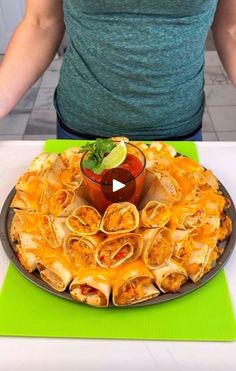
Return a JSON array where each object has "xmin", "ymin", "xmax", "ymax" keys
[
  {"xmin": 0, "ymin": 17, "xmax": 65, "ymax": 118},
  {"xmin": 212, "ymin": 24, "xmax": 236, "ymax": 87}
]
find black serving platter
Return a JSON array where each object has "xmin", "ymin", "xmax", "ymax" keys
[{"xmin": 0, "ymin": 181, "xmax": 236, "ymax": 308}]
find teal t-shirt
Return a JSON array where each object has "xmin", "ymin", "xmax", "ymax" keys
[{"xmin": 55, "ymin": 0, "xmax": 218, "ymax": 139}]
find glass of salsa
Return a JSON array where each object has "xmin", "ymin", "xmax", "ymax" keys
[{"xmin": 80, "ymin": 142, "xmax": 146, "ymax": 214}]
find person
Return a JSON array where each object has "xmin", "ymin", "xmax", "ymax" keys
[{"xmin": 0, "ymin": 1, "xmax": 235, "ymax": 141}]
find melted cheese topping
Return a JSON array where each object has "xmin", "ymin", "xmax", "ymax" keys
[
  {"xmin": 10, "ymin": 141, "xmax": 233, "ymax": 305},
  {"xmin": 116, "ymin": 277, "xmax": 153, "ymax": 305},
  {"xmin": 218, "ymin": 215, "xmax": 232, "ymax": 241},
  {"xmin": 142, "ymin": 202, "xmax": 171, "ymax": 227},
  {"xmin": 67, "ymin": 207, "xmax": 101, "ymax": 234},
  {"xmin": 72, "ymin": 284, "xmax": 107, "ymax": 306},
  {"xmin": 161, "ymin": 273, "xmax": 186, "ymax": 292},
  {"xmin": 39, "ymin": 215, "xmax": 58, "ymax": 247},
  {"xmin": 148, "ymin": 232, "xmax": 172, "ymax": 267},
  {"xmin": 49, "ymin": 190, "xmax": 74, "ymax": 216},
  {"xmin": 65, "ymin": 238, "xmax": 96, "ymax": 267},
  {"xmin": 187, "ymin": 263, "xmax": 201, "ymax": 276},
  {"xmin": 102, "ymin": 203, "xmax": 138, "ymax": 233},
  {"xmin": 61, "ymin": 167, "xmax": 82, "ymax": 189},
  {"xmin": 97, "ymin": 234, "xmax": 141, "ymax": 268}
]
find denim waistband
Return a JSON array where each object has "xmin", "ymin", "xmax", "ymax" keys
[{"xmin": 57, "ymin": 113, "xmax": 202, "ymax": 141}]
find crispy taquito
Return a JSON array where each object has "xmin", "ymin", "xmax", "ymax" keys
[
  {"xmin": 153, "ymin": 260, "xmax": 188, "ymax": 293},
  {"xmin": 139, "ymin": 172, "xmax": 182, "ymax": 208},
  {"xmin": 112, "ymin": 261, "xmax": 159, "ymax": 306},
  {"xmin": 186, "ymin": 242, "xmax": 213, "ymax": 282},
  {"xmin": 70, "ymin": 274, "xmax": 111, "ymax": 307},
  {"xmin": 10, "ymin": 210, "xmax": 40, "ymax": 242},
  {"xmin": 140, "ymin": 201, "xmax": 171, "ymax": 228},
  {"xmin": 64, "ymin": 233, "xmax": 105, "ymax": 267},
  {"xmin": 39, "ymin": 215, "xmax": 70, "ymax": 249},
  {"xmin": 100, "ymin": 202, "xmax": 139, "ymax": 234},
  {"xmin": 66, "ymin": 206, "xmax": 101, "ymax": 235},
  {"xmin": 37, "ymin": 260, "xmax": 72, "ymax": 292},
  {"xmin": 141, "ymin": 227, "xmax": 173, "ymax": 269},
  {"xmin": 95, "ymin": 233, "xmax": 143, "ymax": 268},
  {"xmin": 49, "ymin": 189, "xmax": 86, "ymax": 217},
  {"xmin": 60, "ymin": 147, "xmax": 83, "ymax": 168}
]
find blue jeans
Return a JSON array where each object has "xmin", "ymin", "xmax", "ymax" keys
[
  {"xmin": 57, "ymin": 120, "xmax": 202, "ymax": 141},
  {"xmin": 57, "ymin": 121, "xmax": 95, "ymax": 140},
  {"xmin": 183, "ymin": 129, "xmax": 202, "ymax": 141}
]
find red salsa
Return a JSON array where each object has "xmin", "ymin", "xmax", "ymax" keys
[
  {"xmin": 83, "ymin": 154, "xmax": 143, "ymax": 182},
  {"xmin": 82, "ymin": 153, "xmax": 145, "ymax": 213}
]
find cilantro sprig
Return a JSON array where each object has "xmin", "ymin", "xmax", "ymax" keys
[{"xmin": 79, "ymin": 139, "xmax": 116, "ymax": 175}]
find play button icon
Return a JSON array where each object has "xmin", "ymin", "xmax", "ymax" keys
[
  {"xmin": 101, "ymin": 168, "xmax": 136, "ymax": 203},
  {"xmin": 112, "ymin": 179, "xmax": 125, "ymax": 192}
]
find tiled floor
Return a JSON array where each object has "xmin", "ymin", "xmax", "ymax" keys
[{"xmin": 0, "ymin": 51, "xmax": 235, "ymax": 141}]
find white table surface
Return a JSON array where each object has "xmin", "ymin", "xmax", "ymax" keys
[{"xmin": 0, "ymin": 141, "xmax": 236, "ymax": 371}]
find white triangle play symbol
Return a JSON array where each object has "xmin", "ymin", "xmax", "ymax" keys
[{"xmin": 112, "ymin": 179, "xmax": 125, "ymax": 193}]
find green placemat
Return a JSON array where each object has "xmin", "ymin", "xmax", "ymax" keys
[{"xmin": 0, "ymin": 140, "xmax": 235, "ymax": 341}]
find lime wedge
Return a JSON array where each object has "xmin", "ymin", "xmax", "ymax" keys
[{"xmin": 102, "ymin": 140, "xmax": 127, "ymax": 169}]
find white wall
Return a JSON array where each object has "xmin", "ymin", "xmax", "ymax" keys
[{"xmin": 0, "ymin": 0, "xmax": 25, "ymax": 53}]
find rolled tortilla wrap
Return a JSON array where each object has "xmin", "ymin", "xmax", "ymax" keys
[
  {"xmin": 173, "ymin": 156, "xmax": 204, "ymax": 174},
  {"xmin": 60, "ymin": 147, "xmax": 83, "ymax": 168},
  {"xmin": 218, "ymin": 214, "xmax": 232, "ymax": 242},
  {"xmin": 53, "ymin": 217, "xmax": 71, "ymax": 243},
  {"xmin": 112, "ymin": 260, "xmax": 160, "ymax": 306},
  {"xmin": 187, "ymin": 169, "xmax": 219, "ymax": 191},
  {"xmin": 138, "ymin": 172, "xmax": 182, "ymax": 208},
  {"xmin": 143, "ymin": 142, "xmax": 176, "ymax": 164},
  {"xmin": 10, "ymin": 212, "xmax": 25, "ymax": 242},
  {"xmin": 153, "ymin": 260, "xmax": 188, "ymax": 293},
  {"xmin": 95, "ymin": 233, "xmax": 143, "ymax": 268},
  {"xmin": 66, "ymin": 206, "xmax": 101, "ymax": 236},
  {"xmin": 37, "ymin": 260, "xmax": 72, "ymax": 292},
  {"xmin": 186, "ymin": 242, "xmax": 213, "ymax": 282},
  {"xmin": 28, "ymin": 153, "xmax": 65, "ymax": 185},
  {"xmin": 199, "ymin": 215, "xmax": 220, "ymax": 235},
  {"xmin": 15, "ymin": 232, "xmax": 44, "ymax": 272},
  {"xmin": 140, "ymin": 201, "xmax": 171, "ymax": 228},
  {"xmin": 10, "ymin": 189, "xmax": 39, "ymax": 211},
  {"xmin": 202, "ymin": 170, "xmax": 219, "ymax": 190},
  {"xmin": 15, "ymin": 171, "xmax": 42, "ymax": 192},
  {"xmin": 143, "ymin": 142, "xmax": 176, "ymax": 172},
  {"xmin": 141, "ymin": 228, "xmax": 174, "ymax": 269},
  {"xmin": 149, "ymin": 141, "xmax": 177, "ymax": 158},
  {"xmin": 170, "ymin": 204, "xmax": 205, "ymax": 230},
  {"xmin": 173, "ymin": 238, "xmax": 194, "ymax": 266},
  {"xmin": 203, "ymin": 246, "xmax": 221, "ymax": 274},
  {"xmin": 140, "ymin": 168, "xmax": 156, "ymax": 198},
  {"xmin": 16, "ymin": 244, "xmax": 38, "ymax": 273},
  {"xmin": 38, "ymin": 183, "xmax": 55, "ymax": 214},
  {"xmin": 69, "ymin": 274, "xmax": 111, "ymax": 307},
  {"xmin": 172, "ymin": 228, "xmax": 194, "ymax": 243},
  {"xmin": 183, "ymin": 187, "xmax": 202, "ymax": 205},
  {"xmin": 100, "ymin": 202, "xmax": 139, "ymax": 234},
  {"xmin": 39, "ymin": 215, "xmax": 70, "ymax": 249},
  {"xmin": 181, "ymin": 209, "xmax": 205, "ymax": 230},
  {"xmin": 202, "ymin": 190, "xmax": 226, "ymax": 215},
  {"xmin": 49, "ymin": 189, "xmax": 87, "ymax": 217},
  {"xmin": 27, "ymin": 153, "xmax": 63, "ymax": 172},
  {"xmin": 19, "ymin": 232, "xmax": 44, "ymax": 250},
  {"xmin": 146, "ymin": 156, "xmax": 173, "ymax": 173},
  {"xmin": 10, "ymin": 210, "xmax": 40, "ymax": 242},
  {"xmin": 144, "ymin": 144, "xmax": 174, "ymax": 172},
  {"xmin": 27, "ymin": 152, "xmax": 53, "ymax": 172},
  {"xmin": 64, "ymin": 233, "xmax": 105, "ymax": 267},
  {"xmin": 60, "ymin": 167, "xmax": 83, "ymax": 191}
]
